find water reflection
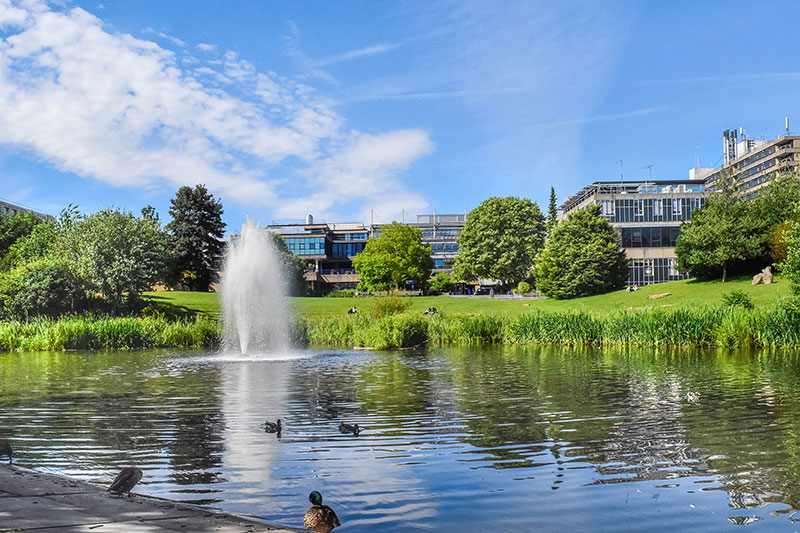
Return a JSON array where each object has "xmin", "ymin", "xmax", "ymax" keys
[{"xmin": 1, "ymin": 346, "xmax": 800, "ymax": 530}]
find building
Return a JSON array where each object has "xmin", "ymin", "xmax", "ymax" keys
[
  {"xmin": 0, "ymin": 198, "xmax": 52, "ymax": 220},
  {"xmin": 267, "ymin": 215, "xmax": 369, "ymax": 294},
  {"xmin": 701, "ymin": 123, "xmax": 800, "ymax": 199},
  {"xmin": 560, "ymin": 180, "xmax": 707, "ymax": 285},
  {"xmin": 392, "ymin": 213, "xmax": 466, "ymax": 273}
]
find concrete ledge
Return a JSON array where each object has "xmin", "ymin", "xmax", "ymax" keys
[{"xmin": 0, "ymin": 464, "xmax": 301, "ymax": 532}]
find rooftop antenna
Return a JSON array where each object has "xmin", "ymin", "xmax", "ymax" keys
[
  {"xmin": 695, "ymin": 143, "xmax": 700, "ymax": 167},
  {"xmin": 642, "ymin": 164, "xmax": 653, "ymax": 180},
  {"xmin": 619, "ymin": 159, "xmax": 624, "ymax": 182},
  {"xmin": 787, "ymin": 116, "xmax": 791, "ymax": 136},
  {"xmin": 370, "ymin": 209, "xmax": 374, "ymax": 227},
  {"xmin": 402, "ymin": 209, "xmax": 405, "ymax": 224}
]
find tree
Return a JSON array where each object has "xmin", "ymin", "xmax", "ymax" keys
[
  {"xmin": 166, "ymin": 185, "xmax": 226, "ymax": 291},
  {"xmin": 267, "ymin": 232, "xmax": 307, "ymax": 296},
  {"xmin": 71, "ymin": 209, "xmax": 171, "ymax": 311},
  {"xmin": 452, "ymin": 197, "xmax": 546, "ymax": 287},
  {"xmin": 547, "ymin": 187, "xmax": 558, "ymax": 233},
  {"xmin": 534, "ymin": 204, "xmax": 628, "ymax": 299},
  {"xmin": 428, "ymin": 272, "xmax": 454, "ymax": 295},
  {"xmin": 0, "ymin": 211, "xmax": 42, "ymax": 261},
  {"xmin": 675, "ymin": 176, "xmax": 761, "ymax": 282},
  {"xmin": 352, "ymin": 222, "xmax": 433, "ymax": 292}
]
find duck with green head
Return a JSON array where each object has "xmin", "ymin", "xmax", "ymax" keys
[{"xmin": 303, "ymin": 491, "xmax": 340, "ymax": 533}]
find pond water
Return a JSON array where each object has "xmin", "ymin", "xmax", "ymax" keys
[{"xmin": 1, "ymin": 346, "xmax": 800, "ymax": 531}]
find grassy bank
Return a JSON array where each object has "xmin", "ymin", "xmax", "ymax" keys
[
  {"xmin": 0, "ymin": 315, "xmax": 219, "ymax": 352},
  {"xmin": 302, "ymin": 302, "xmax": 800, "ymax": 349}
]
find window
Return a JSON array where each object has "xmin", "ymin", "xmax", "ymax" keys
[
  {"xmin": 634, "ymin": 200, "xmax": 644, "ymax": 217},
  {"xmin": 600, "ymin": 199, "xmax": 615, "ymax": 217},
  {"xmin": 669, "ymin": 258, "xmax": 679, "ymax": 277},
  {"xmin": 653, "ymin": 199, "xmax": 663, "ymax": 217},
  {"xmin": 690, "ymin": 197, "xmax": 703, "ymax": 211},
  {"xmin": 672, "ymin": 198, "xmax": 682, "ymax": 215}
]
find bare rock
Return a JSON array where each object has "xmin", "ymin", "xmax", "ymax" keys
[
  {"xmin": 648, "ymin": 292, "xmax": 671, "ymax": 300},
  {"xmin": 762, "ymin": 265, "xmax": 773, "ymax": 284},
  {"xmin": 752, "ymin": 273, "xmax": 764, "ymax": 285}
]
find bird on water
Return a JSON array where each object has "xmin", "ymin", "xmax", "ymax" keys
[
  {"xmin": 108, "ymin": 467, "xmax": 143, "ymax": 497},
  {"xmin": 0, "ymin": 441, "xmax": 12, "ymax": 464},
  {"xmin": 264, "ymin": 419, "xmax": 282, "ymax": 435},
  {"xmin": 338, "ymin": 423, "xmax": 360, "ymax": 437},
  {"xmin": 686, "ymin": 391, "xmax": 701, "ymax": 404},
  {"xmin": 304, "ymin": 491, "xmax": 340, "ymax": 533}
]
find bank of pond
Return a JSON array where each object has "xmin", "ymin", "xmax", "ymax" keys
[{"xmin": 2, "ymin": 301, "xmax": 800, "ymax": 351}]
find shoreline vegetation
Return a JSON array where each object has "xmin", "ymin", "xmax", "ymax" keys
[{"xmin": 0, "ymin": 277, "xmax": 796, "ymax": 352}]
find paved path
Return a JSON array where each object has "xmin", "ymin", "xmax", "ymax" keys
[{"xmin": 0, "ymin": 464, "xmax": 300, "ymax": 532}]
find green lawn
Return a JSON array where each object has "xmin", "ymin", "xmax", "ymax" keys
[{"xmin": 143, "ymin": 275, "xmax": 791, "ymax": 319}]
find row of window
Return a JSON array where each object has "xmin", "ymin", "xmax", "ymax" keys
[
  {"xmin": 421, "ymin": 228, "xmax": 461, "ymax": 238},
  {"xmin": 331, "ymin": 242, "xmax": 365, "ymax": 257},
  {"xmin": 619, "ymin": 226, "xmax": 681, "ymax": 248},
  {"xmin": 335, "ymin": 232, "xmax": 367, "ymax": 241},
  {"xmin": 284, "ymin": 237, "xmax": 326, "ymax": 256},
  {"xmin": 431, "ymin": 243, "xmax": 459, "ymax": 253},
  {"xmin": 600, "ymin": 197, "xmax": 704, "ymax": 223},
  {"xmin": 628, "ymin": 258, "xmax": 688, "ymax": 285}
]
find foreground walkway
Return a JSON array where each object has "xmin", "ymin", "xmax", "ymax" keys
[{"xmin": 0, "ymin": 464, "xmax": 299, "ymax": 532}]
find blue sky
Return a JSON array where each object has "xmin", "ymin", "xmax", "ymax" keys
[{"xmin": 2, "ymin": 1, "xmax": 800, "ymax": 233}]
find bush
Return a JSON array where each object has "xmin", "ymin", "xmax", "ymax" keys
[
  {"xmin": 517, "ymin": 281, "xmax": 531, "ymax": 295},
  {"xmin": 326, "ymin": 289, "xmax": 357, "ymax": 298},
  {"xmin": 370, "ymin": 294, "xmax": 411, "ymax": 318},
  {"xmin": 722, "ymin": 289, "xmax": 754, "ymax": 309},
  {"xmin": 0, "ymin": 258, "xmax": 87, "ymax": 319},
  {"xmin": 428, "ymin": 272, "xmax": 454, "ymax": 295}
]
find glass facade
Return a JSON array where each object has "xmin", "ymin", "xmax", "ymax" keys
[
  {"xmin": 603, "ymin": 197, "xmax": 704, "ymax": 223},
  {"xmin": 332, "ymin": 242, "xmax": 365, "ymax": 257},
  {"xmin": 620, "ymin": 226, "xmax": 681, "ymax": 248},
  {"xmin": 283, "ymin": 236, "xmax": 326, "ymax": 256},
  {"xmin": 431, "ymin": 243, "xmax": 458, "ymax": 253},
  {"xmin": 628, "ymin": 258, "xmax": 687, "ymax": 285}
]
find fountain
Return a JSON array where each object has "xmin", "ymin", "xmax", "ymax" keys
[{"xmin": 221, "ymin": 219, "xmax": 290, "ymax": 355}]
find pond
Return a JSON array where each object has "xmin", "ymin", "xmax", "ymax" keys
[{"xmin": 1, "ymin": 346, "xmax": 800, "ymax": 531}]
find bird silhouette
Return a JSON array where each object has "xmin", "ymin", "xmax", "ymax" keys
[
  {"xmin": 0, "ymin": 441, "xmax": 12, "ymax": 464},
  {"xmin": 264, "ymin": 419, "xmax": 282, "ymax": 436},
  {"xmin": 303, "ymin": 491, "xmax": 340, "ymax": 533},
  {"xmin": 108, "ymin": 467, "xmax": 143, "ymax": 497},
  {"xmin": 338, "ymin": 423, "xmax": 360, "ymax": 437}
]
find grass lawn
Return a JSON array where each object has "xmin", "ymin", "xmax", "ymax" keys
[{"xmin": 143, "ymin": 275, "xmax": 792, "ymax": 319}]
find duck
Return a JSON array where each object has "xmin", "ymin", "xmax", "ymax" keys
[
  {"xmin": 686, "ymin": 391, "xmax": 701, "ymax": 404},
  {"xmin": 265, "ymin": 419, "xmax": 282, "ymax": 435},
  {"xmin": 0, "ymin": 441, "xmax": 12, "ymax": 464},
  {"xmin": 108, "ymin": 467, "xmax": 143, "ymax": 497},
  {"xmin": 338, "ymin": 423, "xmax": 360, "ymax": 437},
  {"xmin": 303, "ymin": 491, "xmax": 340, "ymax": 533}
]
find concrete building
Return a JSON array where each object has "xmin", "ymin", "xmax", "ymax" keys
[
  {"xmin": 387, "ymin": 213, "xmax": 466, "ymax": 273},
  {"xmin": 701, "ymin": 123, "xmax": 800, "ymax": 198},
  {"xmin": 560, "ymin": 180, "xmax": 707, "ymax": 285},
  {"xmin": 0, "ymin": 198, "xmax": 52, "ymax": 220},
  {"xmin": 267, "ymin": 215, "xmax": 369, "ymax": 293}
]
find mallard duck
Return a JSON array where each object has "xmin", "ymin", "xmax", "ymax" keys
[
  {"xmin": 338, "ymin": 423, "xmax": 360, "ymax": 437},
  {"xmin": 108, "ymin": 467, "xmax": 143, "ymax": 497},
  {"xmin": 303, "ymin": 491, "xmax": 340, "ymax": 533},
  {"xmin": 0, "ymin": 441, "xmax": 12, "ymax": 464},
  {"xmin": 265, "ymin": 419, "xmax": 282, "ymax": 434},
  {"xmin": 686, "ymin": 391, "xmax": 701, "ymax": 404}
]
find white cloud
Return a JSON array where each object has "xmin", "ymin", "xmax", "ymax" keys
[{"xmin": 0, "ymin": 1, "xmax": 432, "ymax": 218}]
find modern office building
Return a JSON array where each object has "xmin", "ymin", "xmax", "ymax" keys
[
  {"xmin": 560, "ymin": 180, "xmax": 707, "ymax": 285},
  {"xmin": 702, "ymin": 123, "xmax": 800, "ymax": 198},
  {"xmin": 267, "ymin": 215, "xmax": 369, "ymax": 293},
  {"xmin": 389, "ymin": 213, "xmax": 466, "ymax": 273}
]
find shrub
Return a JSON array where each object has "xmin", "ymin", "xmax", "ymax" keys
[
  {"xmin": 722, "ymin": 289, "xmax": 754, "ymax": 309},
  {"xmin": 370, "ymin": 294, "xmax": 411, "ymax": 318},
  {"xmin": 517, "ymin": 281, "xmax": 531, "ymax": 295},
  {"xmin": 0, "ymin": 258, "xmax": 87, "ymax": 319},
  {"xmin": 428, "ymin": 273, "xmax": 454, "ymax": 295},
  {"xmin": 326, "ymin": 289, "xmax": 357, "ymax": 298}
]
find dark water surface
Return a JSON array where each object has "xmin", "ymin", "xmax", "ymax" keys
[{"xmin": 1, "ymin": 346, "xmax": 800, "ymax": 531}]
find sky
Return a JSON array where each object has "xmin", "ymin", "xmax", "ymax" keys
[{"xmin": 2, "ymin": 0, "xmax": 800, "ymax": 233}]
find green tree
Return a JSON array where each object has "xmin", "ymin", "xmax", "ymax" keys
[
  {"xmin": 675, "ymin": 176, "xmax": 761, "ymax": 282},
  {"xmin": 452, "ymin": 196, "xmax": 546, "ymax": 287},
  {"xmin": 547, "ymin": 187, "xmax": 558, "ymax": 233},
  {"xmin": 428, "ymin": 272, "xmax": 454, "ymax": 295},
  {"xmin": 267, "ymin": 232, "xmax": 307, "ymax": 296},
  {"xmin": 166, "ymin": 185, "xmax": 226, "ymax": 291},
  {"xmin": 71, "ymin": 209, "xmax": 171, "ymax": 311},
  {"xmin": 781, "ymin": 203, "xmax": 800, "ymax": 290},
  {"xmin": 0, "ymin": 257, "xmax": 86, "ymax": 319},
  {"xmin": 534, "ymin": 204, "xmax": 628, "ymax": 299},
  {"xmin": 0, "ymin": 211, "xmax": 42, "ymax": 261},
  {"xmin": 353, "ymin": 222, "xmax": 433, "ymax": 291}
]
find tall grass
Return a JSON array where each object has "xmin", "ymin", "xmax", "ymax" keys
[
  {"xmin": 0, "ymin": 315, "xmax": 220, "ymax": 352},
  {"xmin": 298, "ymin": 299, "xmax": 800, "ymax": 349}
]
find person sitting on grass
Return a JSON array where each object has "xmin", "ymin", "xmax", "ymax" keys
[{"xmin": 347, "ymin": 307, "xmax": 357, "ymax": 314}]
